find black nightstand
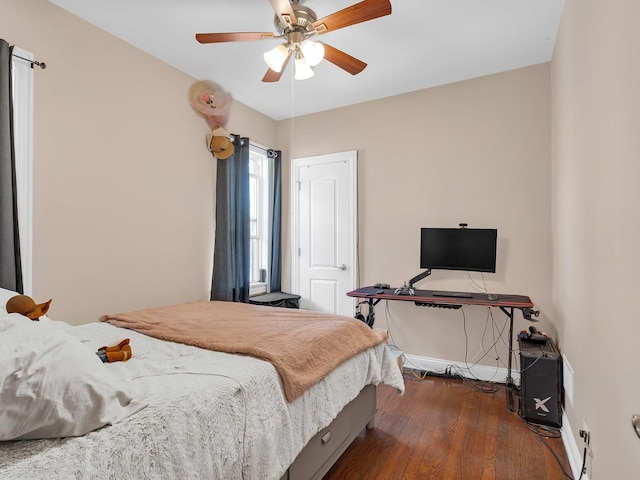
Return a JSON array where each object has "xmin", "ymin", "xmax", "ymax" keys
[{"xmin": 249, "ymin": 291, "xmax": 301, "ymax": 309}]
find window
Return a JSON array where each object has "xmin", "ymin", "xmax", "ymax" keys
[
  {"xmin": 11, "ymin": 48, "xmax": 34, "ymax": 295},
  {"xmin": 249, "ymin": 144, "xmax": 271, "ymax": 296}
]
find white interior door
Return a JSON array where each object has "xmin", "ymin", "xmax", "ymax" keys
[{"xmin": 291, "ymin": 151, "xmax": 357, "ymax": 316}]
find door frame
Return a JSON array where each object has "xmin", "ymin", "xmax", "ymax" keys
[{"xmin": 290, "ymin": 151, "xmax": 358, "ymax": 314}]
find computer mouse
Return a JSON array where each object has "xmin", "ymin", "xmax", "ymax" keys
[{"xmin": 487, "ymin": 293, "xmax": 498, "ymax": 301}]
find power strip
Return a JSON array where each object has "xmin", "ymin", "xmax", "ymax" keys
[{"xmin": 415, "ymin": 369, "xmax": 463, "ymax": 380}]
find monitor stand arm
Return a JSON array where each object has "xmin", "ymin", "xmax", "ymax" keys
[
  {"xmin": 409, "ymin": 269, "xmax": 432, "ymax": 288},
  {"xmin": 394, "ymin": 269, "xmax": 432, "ymax": 295}
]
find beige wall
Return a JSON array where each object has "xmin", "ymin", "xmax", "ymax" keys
[
  {"xmin": 1, "ymin": 0, "xmax": 277, "ymax": 325},
  {"xmin": 278, "ymin": 64, "xmax": 552, "ymax": 367},
  {"xmin": 6, "ymin": 0, "xmax": 636, "ymax": 476},
  {"xmin": 552, "ymin": 0, "xmax": 640, "ymax": 477}
]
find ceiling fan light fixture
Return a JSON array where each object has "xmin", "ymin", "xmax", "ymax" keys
[
  {"xmin": 197, "ymin": 0, "xmax": 393, "ymax": 83},
  {"xmin": 263, "ymin": 44, "xmax": 289, "ymax": 72},
  {"xmin": 300, "ymin": 39, "xmax": 325, "ymax": 67},
  {"xmin": 294, "ymin": 55, "xmax": 314, "ymax": 80}
]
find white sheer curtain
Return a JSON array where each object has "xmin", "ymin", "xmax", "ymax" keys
[{"xmin": 11, "ymin": 48, "xmax": 34, "ymax": 295}]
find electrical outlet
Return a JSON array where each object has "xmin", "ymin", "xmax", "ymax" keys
[
  {"xmin": 579, "ymin": 419, "xmax": 592, "ymax": 476},
  {"xmin": 580, "ymin": 419, "xmax": 591, "ymax": 452}
]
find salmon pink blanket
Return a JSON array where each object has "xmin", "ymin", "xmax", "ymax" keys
[{"xmin": 100, "ymin": 301, "xmax": 386, "ymax": 401}]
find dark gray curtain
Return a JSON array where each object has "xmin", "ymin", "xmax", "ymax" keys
[
  {"xmin": 0, "ymin": 39, "xmax": 23, "ymax": 293},
  {"xmin": 210, "ymin": 135, "xmax": 250, "ymax": 302},
  {"xmin": 267, "ymin": 149, "xmax": 282, "ymax": 292}
]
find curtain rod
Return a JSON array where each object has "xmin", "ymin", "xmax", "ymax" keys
[{"xmin": 11, "ymin": 52, "xmax": 46, "ymax": 70}]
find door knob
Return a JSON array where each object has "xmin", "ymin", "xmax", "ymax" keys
[
  {"xmin": 332, "ymin": 264, "xmax": 347, "ymax": 271},
  {"xmin": 632, "ymin": 415, "xmax": 640, "ymax": 439}
]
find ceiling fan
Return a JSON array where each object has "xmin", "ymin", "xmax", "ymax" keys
[{"xmin": 196, "ymin": 0, "xmax": 392, "ymax": 82}]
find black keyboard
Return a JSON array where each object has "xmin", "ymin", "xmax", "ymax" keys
[{"xmin": 431, "ymin": 291, "xmax": 473, "ymax": 298}]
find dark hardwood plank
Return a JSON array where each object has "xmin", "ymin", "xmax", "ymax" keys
[{"xmin": 323, "ymin": 374, "xmax": 572, "ymax": 480}]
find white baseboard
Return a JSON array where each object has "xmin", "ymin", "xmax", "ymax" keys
[
  {"xmin": 401, "ymin": 352, "xmax": 586, "ymax": 479},
  {"xmin": 402, "ymin": 352, "xmax": 520, "ymax": 385}
]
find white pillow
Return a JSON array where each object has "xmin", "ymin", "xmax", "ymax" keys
[{"xmin": 0, "ymin": 313, "xmax": 146, "ymax": 441}]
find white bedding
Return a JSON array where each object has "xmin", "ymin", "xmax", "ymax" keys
[{"xmin": 0, "ymin": 319, "xmax": 404, "ymax": 479}]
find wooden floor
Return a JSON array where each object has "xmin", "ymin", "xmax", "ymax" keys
[{"xmin": 323, "ymin": 372, "xmax": 573, "ymax": 480}]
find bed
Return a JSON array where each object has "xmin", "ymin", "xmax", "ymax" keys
[{"xmin": 0, "ymin": 289, "xmax": 404, "ymax": 480}]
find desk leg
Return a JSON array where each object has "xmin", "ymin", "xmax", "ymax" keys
[{"xmin": 500, "ymin": 306, "xmax": 516, "ymax": 411}]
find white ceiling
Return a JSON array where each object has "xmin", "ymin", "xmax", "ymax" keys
[{"xmin": 49, "ymin": 0, "xmax": 564, "ymax": 121}]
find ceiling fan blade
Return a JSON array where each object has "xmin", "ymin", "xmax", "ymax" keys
[
  {"xmin": 262, "ymin": 51, "xmax": 292, "ymax": 82},
  {"xmin": 196, "ymin": 32, "xmax": 274, "ymax": 44},
  {"xmin": 320, "ymin": 43, "xmax": 367, "ymax": 75},
  {"xmin": 269, "ymin": 0, "xmax": 297, "ymax": 27},
  {"xmin": 312, "ymin": 0, "xmax": 391, "ymax": 34}
]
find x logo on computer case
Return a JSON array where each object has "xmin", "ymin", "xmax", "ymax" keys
[{"xmin": 534, "ymin": 396, "xmax": 551, "ymax": 413}]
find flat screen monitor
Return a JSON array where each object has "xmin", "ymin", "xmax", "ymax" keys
[{"xmin": 420, "ymin": 227, "xmax": 497, "ymax": 273}]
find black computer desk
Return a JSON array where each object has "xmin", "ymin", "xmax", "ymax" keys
[{"xmin": 347, "ymin": 286, "xmax": 536, "ymax": 411}]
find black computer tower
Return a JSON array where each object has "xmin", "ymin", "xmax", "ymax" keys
[{"xmin": 518, "ymin": 336, "xmax": 563, "ymax": 428}]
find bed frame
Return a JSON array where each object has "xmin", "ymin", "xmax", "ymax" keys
[{"xmin": 281, "ymin": 384, "xmax": 377, "ymax": 480}]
